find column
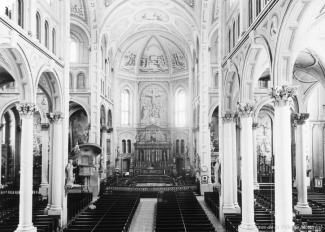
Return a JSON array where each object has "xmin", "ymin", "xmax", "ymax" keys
[
  {"xmin": 232, "ymin": 119, "xmax": 240, "ymax": 210},
  {"xmin": 239, "ymin": 0, "xmax": 249, "ymax": 36},
  {"xmin": 39, "ymin": 123, "xmax": 49, "ymax": 197},
  {"xmin": 47, "ymin": 112, "xmax": 63, "ymax": 216},
  {"xmin": 15, "ymin": 103, "xmax": 37, "ymax": 232},
  {"xmin": 238, "ymin": 103, "xmax": 258, "ymax": 232},
  {"xmin": 293, "ymin": 113, "xmax": 312, "ymax": 214},
  {"xmin": 0, "ymin": 123, "xmax": 3, "ymax": 188},
  {"xmin": 101, "ymin": 127, "xmax": 107, "ymax": 179},
  {"xmin": 252, "ymin": 122, "xmax": 259, "ymax": 189},
  {"xmin": 222, "ymin": 112, "xmax": 240, "ymax": 214},
  {"xmin": 272, "ymin": 86, "xmax": 295, "ymax": 232}
]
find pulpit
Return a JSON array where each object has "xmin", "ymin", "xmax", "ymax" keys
[{"xmin": 72, "ymin": 143, "xmax": 102, "ymax": 199}]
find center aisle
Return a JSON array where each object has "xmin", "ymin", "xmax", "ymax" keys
[{"xmin": 129, "ymin": 198, "xmax": 157, "ymax": 232}]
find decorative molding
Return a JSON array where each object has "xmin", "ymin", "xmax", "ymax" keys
[
  {"xmin": 222, "ymin": 112, "xmax": 237, "ymax": 123},
  {"xmin": 292, "ymin": 113, "xmax": 309, "ymax": 127},
  {"xmin": 270, "ymin": 85, "xmax": 297, "ymax": 106},
  {"xmin": 237, "ymin": 102, "xmax": 255, "ymax": 117},
  {"xmin": 46, "ymin": 112, "xmax": 63, "ymax": 124},
  {"xmin": 16, "ymin": 103, "xmax": 37, "ymax": 117}
]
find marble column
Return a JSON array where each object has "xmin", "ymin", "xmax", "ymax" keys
[
  {"xmin": 39, "ymin": 123, "xmax": 49, "ymax": 197},
  {"xmin": 222, "ymin": 112, "xmax": 240, "ymax": 214},
  {"xmin": 101, "ymin": 126, "xmax": 107, "ymax": 179},
  {"xmin": 15, "ymin": 103, "xmax": 37, "ymax": 232},
  {"xmin": 232, "ymin": 118, "xmax": 240, "ymax": 210},
  {"xmin": 47, "ymin": 112, "xmax": 63, "ymax": 216},
  {"xmin": 0, "ymin": 123, "xmax": 3, "ymax": 188},
  {"xmin": 293, "ymin": 113, "xmax": 312, "ymax": 214},
  {"xmin": 272, "ymin": 86, "xmax": 296, "ymax": 232},
  {"xmin": 252, "ymin": 122, "xmax": 259, "ymax": 189},
  {"xmin": 238, "ymin": 103, "xmax": 258, "ymax": 232}
]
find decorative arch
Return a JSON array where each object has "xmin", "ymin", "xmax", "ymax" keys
[
  {"xmin": 34, "ymin": 65, "xmax": 63, "ymax": 112},
  {"xmin": 241, "ymin": 35, "xmax": 272, "ymax": 101}
]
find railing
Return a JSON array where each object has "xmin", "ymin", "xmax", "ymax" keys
[{"xmin": 106, "ymin": 185, "xmax": 197, "ymax": 192}]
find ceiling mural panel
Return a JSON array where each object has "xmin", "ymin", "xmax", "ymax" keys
[
  {"xmin": 139, "ymin": 37, "xmax": 169, "ymax": 73},
  {"xmin": 119, "ymin": 35, "xmax": 188, "ymax": 75},
  {"xmin": 70, "ymin": 0, "xmax": 87, "ymax": 23}
]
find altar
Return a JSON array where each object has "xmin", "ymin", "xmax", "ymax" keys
[{"xmin": 132, "ymin": 125, "xmax": 174, "ymax": 175}]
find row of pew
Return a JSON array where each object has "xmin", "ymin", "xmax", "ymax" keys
[
  {"xmin": 155, "ymin": 191, "xmax": 215, "ymax": 232},
  {"xmin": 67, "ymin": 192, "xmax": 93, "ymax": 221},
  {"xmin": 64, "ymin": 192, "xmax": 140, "ymax": 232},
  {"xmin": 294, "ymin": 191, "xmax": 325, "ymax": 231},
  {"xmin": 0, "ymin": 194, "xmax": 59, "ymax": 232}
]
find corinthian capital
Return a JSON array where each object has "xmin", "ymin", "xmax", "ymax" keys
[
  {"xmin": 17, "ymin": 103, "xmax": 37, "ymax": 117},
  {"xmin": 237, "ymin": 102, "xmax": 255, "ymax": 117},
  {"xmin": 292, "ymin": 113, "xmax": 309, "ymax": 127},
  {"xmin": 46, "ymin": 112, "xmax": 63, "ymax": 124},
  {"xmin": 222, "ymin": 112, "xmax": 237, "ymax": 123},
  {"xmin": 271, "ymin": 85, "xmax": 297, "ymax": 105}
]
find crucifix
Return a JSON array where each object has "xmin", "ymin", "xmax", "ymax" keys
[{"xmin": 145, "ymin": 89, "xmax": 161, "ymax": 106}]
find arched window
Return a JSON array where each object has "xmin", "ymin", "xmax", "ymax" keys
[
  {"xmin": 176, "ymin": 140, "xmax": 180, "ymax": 154},
  {"xmin": 36, "ymin": 12, "xmax": 41, "ymax": 42},
  {"xmin": 44, "ymin": 20, "xmax": 49, "ymax": 48},
  {"xmin": 18, "ymin": 0, "xmax": 24, "ymax": 27},
  {"xmin": 248, "ymin": 0, "xmax": 253, "ymax": 25},
  {"xmin": 181, "ymin": 140, "xmax": 185, "ymax": 154},
  {"xmin": 256, "ymin": 0, "xmax": 261, "ymax": 16},
  {"xmin": 121, "ymin": 90, "xmax": 130, "ymax": 125},
  {"xmin": 232, "ymin": 21, "xmax": 236, "ymax": 47},
  {"xmin": 127, "ymin": 140, "xmax": 131, "ymax": 153},
  {"xmin": 175, "ymin": 89, "xmax": 186, "ymax": 127},
  {"xmin": 122, "ymin": 140, "xmax": 126, "ymax": 153},
  {"xmin": 69, "ymin": 73, "xmax": 73, "ymax": 89},
  {"xmin": 237, "ymin": 14, "xmax": 240, "ymax": 37},
  {"xmin": 77, "ymin": 72, "xmax": 86, "ymax": 89},
  {"xmin": 108, "ymin": 110, "xmax": 112, "ymax": 128},
  {"xmin": 52, "ymin": 28, "xmax": 56, "ymax": 54},
  {"xmin": 70, "ymin": 37, "xmax": 78, "ymax": 63},
  {"xmin": 228, "ymin": 29, "xmax": 231, "ymax": 52}
]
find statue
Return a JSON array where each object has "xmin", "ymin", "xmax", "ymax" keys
[
  {"xmin": 214, "ymin": 157, "xmax": 221, "ymax": 186},
  {"xmin": 66, "ymin": 159, "xmax": 75, "ymax": 187}
]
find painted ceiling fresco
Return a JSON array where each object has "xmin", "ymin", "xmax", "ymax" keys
[{"xmin": 120, "ymin": 36, "xmax": 187, "ymax": 75}]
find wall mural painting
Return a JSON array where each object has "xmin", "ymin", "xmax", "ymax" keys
[
  {"xmin": 70, "ymin": 110, "xmax": 89, "ymax": 147},
  {"xmin": 122, "ymin": 50, "xmax": 137, "ymax": 73},
  {"xmin": 140, "ymin": 85, "xmax": 167, "ymax": 126},
  {"xmin": 171, "ymin": 52, "xmax": 187, "ymax": 73},
  {"xmin": 139, "ymin": 38, "xmax": 169, "ymax": 73},
  {"xmin": 70, "ymin": 0, "xmax": 86, "ymax": 21}
]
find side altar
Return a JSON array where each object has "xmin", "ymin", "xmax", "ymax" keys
[{"xmin": 132, "ymin": 125, "xmax": 175, "ymax": 176}]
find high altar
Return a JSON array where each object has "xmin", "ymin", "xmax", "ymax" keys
[{"xmin": 132, "ymin": 125, "xmax": 174, "ymax": 175}]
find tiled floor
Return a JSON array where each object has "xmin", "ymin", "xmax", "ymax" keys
[
  {"xmin": 196, "ymin": 195, "xmax": 226, "ymax": 232},
  {"xmin": 129, "ymin": 198, "xmax": 157, "ymax": 232}
]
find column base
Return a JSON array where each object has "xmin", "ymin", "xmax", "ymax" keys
[
  {"xmin": 222, "ymin": 204, "xmax": 241, "ymax": 214},
  {"xmin": 238, "ymin": 223, "xmax": 259, "ymax": 232},
  {"xmin": 294, "ymin": 203, "xmax": 312, "ymax": 214},
  {"xmin": 253, "ymin": 182, "xmax": 260, "ymax": 190},
  {"xmin": 200, "ymin": 183, "xmax": 213, "ymax": 195},
  {"xmin": 47, "ymin": 206, "xmax": 62, "ymax": 216},
  {"xmin": 39, "ymin": 184, "xmax": 49, "ymax": 198},
  {"xmin": 15, "ymin": 224, "xmax": 37, "ymax": 232}
]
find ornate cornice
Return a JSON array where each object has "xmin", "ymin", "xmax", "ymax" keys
[
  {"xmin": 292, "ymin": 113, "xmax": 309, "ymax": 127},
  {"xmin": 237, "ymin": 102, "xmax": 255, "ymax": 117},
  {"xmin": 16, "ymin": 103, "xmax": 37, "ymax": 117},
  {"xmin": 271, "ymin": 85, "xmax": 297, "ymax": 105},
  {"xmin": 222, "ymin": 112, "xmax": 237, "ymax": 123},
  {"xmin": 46, "ymin": 112, "xmax": 63, "ymax": 124}
]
